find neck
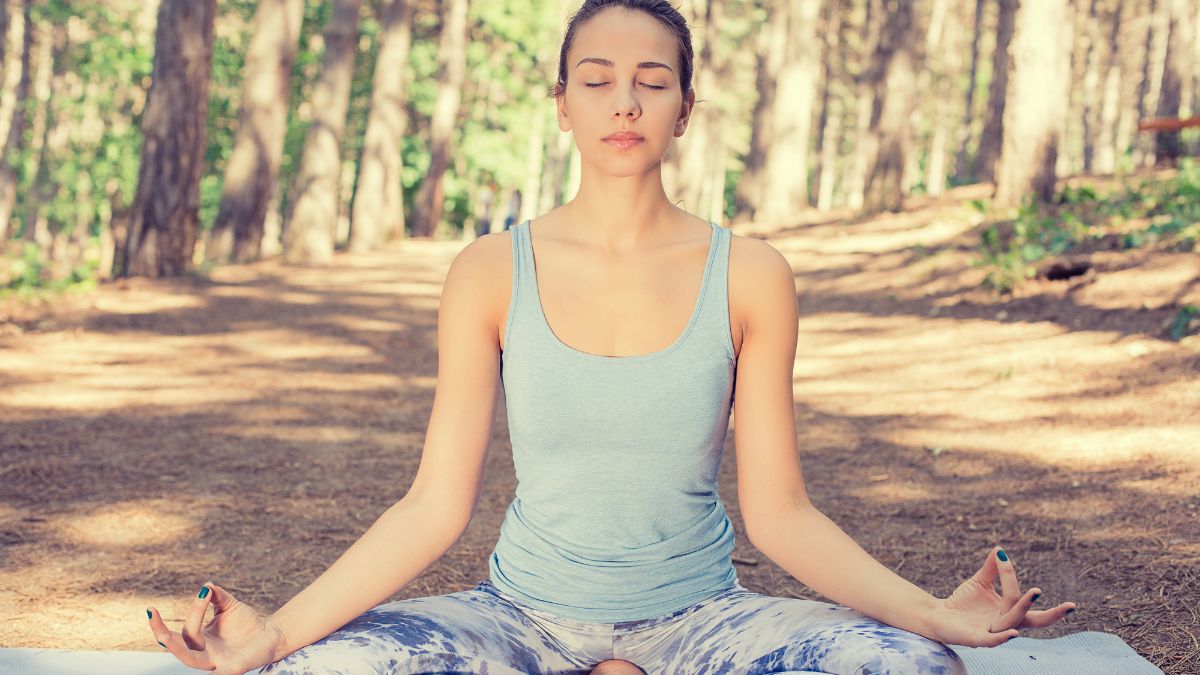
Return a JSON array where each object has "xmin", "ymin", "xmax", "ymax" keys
[{"xmin": 560, "ymin": 157, "xmax": 684, "ymax": 253}]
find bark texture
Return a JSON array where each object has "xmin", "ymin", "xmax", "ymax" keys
[
  {"xmin": 116, "ymin": 0, "xmax": 216, "ymax": 278},
  {"xmin": 209, "ymin": 0, "xmax": 304, "ymax": 263}
]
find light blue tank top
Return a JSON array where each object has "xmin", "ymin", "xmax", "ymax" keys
[{"xmin": 487, "ymin": 218, "xmax": 739, "ymax": 623}]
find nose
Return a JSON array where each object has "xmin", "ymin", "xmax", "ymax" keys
[{"xmin": 611, "ymin": 83, "xmax": 640, "ymax": 119}]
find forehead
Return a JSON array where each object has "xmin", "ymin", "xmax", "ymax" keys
[{"xmin": 569, "ymin": 7, "xmax": 679, "ymax": 68}]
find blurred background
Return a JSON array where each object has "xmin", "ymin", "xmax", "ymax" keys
[{"xmin": 0, "ymin": 0, "xmax": 1195, "ymax": 286}]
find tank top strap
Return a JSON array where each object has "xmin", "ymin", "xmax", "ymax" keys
[
  {"xmin": 692, "ymin": 221, "xmax": 736, "ymax": 361},
  {"xmin": 502, "ymin": 219, "xmax": 538, "ymax": 356}
]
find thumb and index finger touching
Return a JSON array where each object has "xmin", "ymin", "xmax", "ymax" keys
[{"xmin": 147, "ymin": 581, "xmax": 241, "ymax": 672}]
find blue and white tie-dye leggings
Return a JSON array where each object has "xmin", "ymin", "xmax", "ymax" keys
[{"xmin": 258, "ymin": 579, "xmax": 967, "ymax": 674}]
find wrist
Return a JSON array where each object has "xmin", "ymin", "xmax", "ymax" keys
[
  {"xmin": 264, "ymin": 614, "xmax": 292, "ymax": 662},
  {"xmin": 909, "ymin": 594, "xmax": 947, "ymax": 643}
]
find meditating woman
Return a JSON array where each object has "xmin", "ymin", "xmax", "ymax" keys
[{"xmin": 146, "ymin": 1, "xmax": 1075, "ymax": 672}]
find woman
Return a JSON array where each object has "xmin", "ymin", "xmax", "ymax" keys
[{"xmin": 146, "ymin": 1, "xmax": 1076, "ymax": 672}]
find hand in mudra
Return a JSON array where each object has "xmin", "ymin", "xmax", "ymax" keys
[
  {"xmin": 147, "ymin": 582, "xmax": 286, "ymax": 674},
  {"xmin": 929, "ymin": 546, "xmax": 1076, "ymax": 647}
]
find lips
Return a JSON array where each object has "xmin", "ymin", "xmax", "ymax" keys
[{"xmin": 604, "ymin": 131, "xmax": 644, "ymax": 149}]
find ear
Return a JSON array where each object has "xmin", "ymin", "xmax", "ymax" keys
[
  {"xmin": 557, "ymin": 92, "xmax": 572, "ymax": 132},
  {"xmin": 673, "ymin": 89, "xmax": 696, "ymax": 138}
]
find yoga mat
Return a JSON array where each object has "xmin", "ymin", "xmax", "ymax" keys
[{"xmin": 0, "ymin": 631, "xmax": 1165, "ymax": 674}]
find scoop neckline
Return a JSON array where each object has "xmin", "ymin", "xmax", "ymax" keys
[{"xmin": 522, "ymin": 218, "xmax": 719, "ymax": 363}]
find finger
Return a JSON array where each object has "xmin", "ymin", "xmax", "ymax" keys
[
  {"xmin": 1019, "ymin": 602, "xmax": 1077, "ymax": 629},
  {"xmin": 970, "ymin": 628, "xmax": 1019, "ymax": 648},
  {"xmin": 182, "ymin": 583, "xmax": 214, "ymax": 651},
  {"xmin": 971, "ymin": 547, "xmax": 1001, "ymax": 589},
  {"xmin": 147, "ymin": 606, "xmax": 216, "ymax": 671},
  {"xmin": 205, "ymin": 582, "xmax": 242, "ymax": 615},
  {"xmin": 995, "ymin": 548, "xmax": 1021, "ymax": 603},
  {"xmin": 992, "ymin": 587, "xmax": 1042, "ymax": 631}
]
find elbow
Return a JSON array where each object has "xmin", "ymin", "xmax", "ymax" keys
[{"xmin": 742, "ymin": 499, "xmax": 820, "ymax": 555}]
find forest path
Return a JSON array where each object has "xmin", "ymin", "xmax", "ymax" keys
[{"xmin": 0, "ymin": 189, "xmax": 1196, "ymax": 671}]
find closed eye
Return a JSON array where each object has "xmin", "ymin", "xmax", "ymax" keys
[{"xmin": 584, "ymin": 83, "xmax": 668, "ymax": 90}]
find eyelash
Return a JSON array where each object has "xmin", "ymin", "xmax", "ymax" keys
[{"xmin": 584, "ymin": 83, "xmax": 667, "ymax": 90}]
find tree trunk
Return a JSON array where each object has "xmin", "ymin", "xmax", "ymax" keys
[
  {"xmin": 1134, "ymin": 0, "xmax": 1165, "ymax": 167},
  {"xmin": 0, "ymin": 0, "xmax": 8, "ymax": 79},
  {"xmin": 281, "ymin": 0, "xmax": 362, "ymax": 264},
  {"xmin": 758, "ymin": 0, "xmax": 822, "ymax": 223},
  {"xmin": 977, "ymin": 0, "xmax": 1017, "ymax": 184},
  {"xmin": 922, "ymin": 0, "xmax": 953, "ymax": 196},
  {"xmin": 1079, "ymin": 0, "xmax": 1104, "ymax": 173},
  {"xmin": 814, "ymin": 0, "xmax": 846, "ymax": 211},
  {"xmin": 1094, "ymin": 0, "xmax": 1124, "ymax": 174},
  {"xmin": 209, "ymin": 0, "xmax": 303, "ymax": 263},
  {"xmin": 22, "ymin": 20, "xmax": 65, "ymax": 251},
  {"xmin": 673, "ymin": 0, "xmax": 732, "ymax": 222},
  {"xmin": 0, "ymin": 0, "xmax": 32, "ymax": 241},
  {"xmin": 117, "ymin": 0, "xmax": 216, "ymax": 278},
  {"xmin": 861, "ymin": 0, "xmax": 917, "ymax": 214},
  {"xmin": 994, "ymin": 0, "xmax": 1075, "ymax": 207},
  {"xmin": 846, "ymin": 0, "xmax": 881, "ymax": 210},
  {"xmin": 349, "ymin": 0, "xmax": 414, "ymax": 251},
  {"xmin": 954, "ymin": 0, "xmax": 986, "ymax": 181},
  {"xmin": 733, "ymin": 18, "xmax": 778, "ymax": 222},
  {"xmin": 409, "ymin": 0, "xmax": 469, "ymax": 238},
  {"xmin": 1153, "ymin": 0, "xmax": 1191, "ymax": 165}
]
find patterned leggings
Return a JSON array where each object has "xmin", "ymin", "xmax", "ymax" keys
[{"xmin": 258, "ymin": 579, "xmax": 967, "ymax": 674}]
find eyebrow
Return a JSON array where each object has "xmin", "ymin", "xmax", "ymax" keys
[{"xmin": 575, "ymin": 57, "xmax": 674, "ymax": 73}]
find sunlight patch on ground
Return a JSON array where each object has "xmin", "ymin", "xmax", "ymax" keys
[
  {"xmin": 58, "ymin": 504, "xmax": 200, "ymax": 548},
  {"xmin": 849, "ymin": 481, "xmax": 936, "ymax": 504}
]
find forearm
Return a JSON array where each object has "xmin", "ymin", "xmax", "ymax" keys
[
  {"xmin": 266, "ymin": 496, "xmax": 463, "ymax": 660},
  {"xmin": 751, "ymin": 503, "xmax": 939, "ymax": 638}
]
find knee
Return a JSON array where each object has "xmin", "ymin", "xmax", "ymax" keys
[
  {"xmin": 860, "ymin": 634, "xmax": 967, "ymax": 675},
  {"xmin": 589, "ymin": 659, "xmax": 648, "ymax": 675}
]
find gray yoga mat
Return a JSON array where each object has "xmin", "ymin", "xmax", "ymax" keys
[{"xmin": 0, "ymin": 631, "xmax": 1164, "ymax": 674}]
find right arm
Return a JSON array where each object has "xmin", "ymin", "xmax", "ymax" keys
[{"xmin": 268, "ymin": 234, "xmax": 507, "ymax": 659}]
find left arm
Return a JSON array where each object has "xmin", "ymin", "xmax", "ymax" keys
[{"xmin": 728, "ymin": 238, "xmax": 1071, "ymax": 647}]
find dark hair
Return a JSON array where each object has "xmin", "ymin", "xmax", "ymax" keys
[{"xmin": 548, "ymin": 0, "xmax": 694, "ymax": 99}]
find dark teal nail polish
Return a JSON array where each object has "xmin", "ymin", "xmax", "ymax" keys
[
  {"xmin": 1031, "ymin": 593, "xmax": 1041, "ymax": 602},
  {"xmin": 158, "ymin": 641, "xmax": 167, "ymax": 649},
  {"xmin": 146, "ymin": 609, "xmax": 152, "ymax": 620},
  {"xmin": 1066, "ymin": 607, "xmax": 1076, "ymax": 615},
  {"xmin": 198, "ymin": 586, "xmax": 210, "ymax": 599},
  {"xmin": 997, "ymin": 549, "xmax": 1009, "ymax": 562}
]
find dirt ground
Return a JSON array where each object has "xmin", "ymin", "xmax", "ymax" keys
[{"xmin": 1, "ymin": 184, "xmax": 1198, "ymax": 673}]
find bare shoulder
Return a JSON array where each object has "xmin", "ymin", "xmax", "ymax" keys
[
  {"xmin": 443, "ymin": 230, "xmax": 514, "ymax": 347},
  {"xmin": 727, "ymin": 233, "xmax": 797, "ymax": 351}
]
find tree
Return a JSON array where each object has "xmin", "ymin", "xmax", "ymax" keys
[
  {"xmin": 860, "ymin": 0, "xmax": 917, "ymax": 214},
  {"xmin": 994, "ymin": 0, "xmax": 1075, "ymax": 207},
  {"xmin": 208, "ymin": 0, "xmax": 304, "ymax": 263},
  {"xmin": 409, "ymin": 0, "xmax": 469, "ymax": 238},
  {"xmin": 115, "ymin": 0, "xmax": 216, "ymax": 278},
  {"xmin": 281, "ymin": 0, "xmax": 362, "ymax": 264},
  {"xmin": 1153, "ymin": 0, "xmax": 1192, "ymax": 165},
  {"xmin": 976, "ymin": 0, "xmax": 1016, "ymax": 183},
  {"xmin": 759, "ymin": 0, "xmax": 822, "ymax": 222},
  {"xmin": 348, "ymin": 0, "xmax": 413, "ymax": 252},
  {"xmin": 0, "ymin": 0, "xmax": 32, "ymax": 241},
  {"xmin": 954, "ymin": 0, "xmax": 986, "ymax": 182}
]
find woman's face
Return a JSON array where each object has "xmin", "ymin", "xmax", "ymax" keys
[{"xmin": 557, "ymin": 7, "xmax": 694, "ymax": 176}]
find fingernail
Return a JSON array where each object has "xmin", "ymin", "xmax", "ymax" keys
[
  {"xmin": 198, "ymin": 586, "xmax": 210, "ymax": 599},
  {"xmin": 158, "ymin": 641, "xmax": 167, "ymax": 649},
  {"xmin": 997, "ymin": 549, "xmax": 1009, "ymax": 562},
  {"xmin": 1031, "ymin": 593, "xmax": 1041, "ymax": 603},
  {"xmin": 146, "ymin": 609, "xmax": 152, "ymax": 620},
  {"xmin": 1066, "ymin": 607, "xmax": 1076, "ymax": 615}
]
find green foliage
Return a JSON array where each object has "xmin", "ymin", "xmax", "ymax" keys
[
  {"xmin": 0, "ymin": 242, "xmax": 97, "ymax": 297},
  {"xmin": 973, "ymin": 159, "xmax": 1200, "ymax": 294},
  {"xmin": 1169, "ymin": 306, "xmax": 1199, "ymax": 342}
]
